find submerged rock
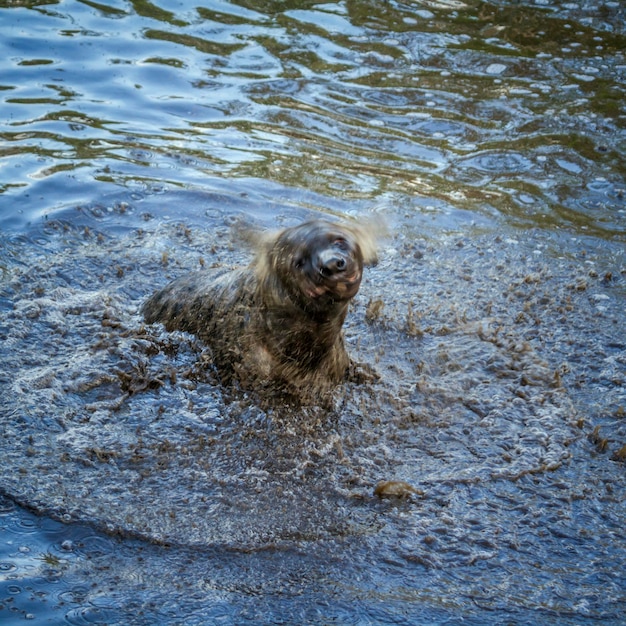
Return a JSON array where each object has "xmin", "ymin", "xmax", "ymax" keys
[{"xmin": 374, "ymin": 480, "xmax": 423, "ymax": 498}]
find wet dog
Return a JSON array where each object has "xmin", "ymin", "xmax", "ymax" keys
[{"xmin": 142, "ymin": 218, "xmax": 379, "ymax": 400}]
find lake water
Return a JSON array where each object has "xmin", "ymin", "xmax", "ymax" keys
[{"xmin": 1, "ymin": 0, "xmax": 625, "ymax": 624}]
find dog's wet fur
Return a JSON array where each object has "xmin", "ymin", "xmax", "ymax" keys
[{"xmin": 142, "ymin": 218, "xmax": 380, "ymax": 401}]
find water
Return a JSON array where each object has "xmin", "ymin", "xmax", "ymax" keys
[{"xmin": 1, "ymin": 1, "xmax": 625, "ymax": 624}]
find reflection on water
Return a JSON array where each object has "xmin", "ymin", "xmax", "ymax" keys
[
  {"xmin": 1, "ymin": 0, "xmax": 624, "ymax": 234},
  {"xmin": 0, "ymin": 1, "xmax": 625, "ymax": 624}
]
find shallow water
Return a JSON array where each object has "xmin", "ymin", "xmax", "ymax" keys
[{"xmin": 1, "ymin": 1, "xmax": 625, "ymax": 624}]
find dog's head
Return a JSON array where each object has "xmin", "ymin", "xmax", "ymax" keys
[{"xmin": 261, "ymin": 219, "xmax": 380, "ymax": 313}]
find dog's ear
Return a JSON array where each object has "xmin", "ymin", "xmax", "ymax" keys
[
  {"xmin": 231, "ymin": 218, "xmax": 265, "ymax": 249},
  {"xmin": 230, "ymin": 219, "xmax": 280, "ymax": 268},
  {"xmin": 343, "ymin": 216, "xmax": 387, "ymax": 266},
  {"xmin": 234, "ymin": 223, "xmax": 285, "ymax": 283}
]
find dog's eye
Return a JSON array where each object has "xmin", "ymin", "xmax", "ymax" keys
[
  {"xmin": 294, "ymin": 256, "xmax": 305, "ymax": 270},
  {"xmin": 333, "ymin": 237, "xmax": 348, "ymax": 249}
]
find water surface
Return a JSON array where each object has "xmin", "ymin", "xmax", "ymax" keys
[{"xmin": 1, "ymin": 1, "xmax": 625, "ymax": 624}]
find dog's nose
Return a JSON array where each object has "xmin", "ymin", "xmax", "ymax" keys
[{"xmin": 317, "ymin": 250, "xmax": 347, "ymax": 276}]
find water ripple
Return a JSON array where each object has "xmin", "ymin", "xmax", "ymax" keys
[
  {"xmin": 65, "ymin": 605, "xmax": 123, "ymax": 626},
  {"xmin": 458, "ymin": 150, "xmax": 535, "ymax": 174},
  {"xmin": 0, "ymin": 0, "xmax": 623, "ymax": 236}
]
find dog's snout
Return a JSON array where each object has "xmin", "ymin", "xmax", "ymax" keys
[{"xmin": 317, "ymin": 250, "xmax": 348, "ymax": 276}]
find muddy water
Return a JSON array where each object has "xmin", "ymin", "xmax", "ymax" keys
[{"xmin": 1, "ymin": 1, "xmax": 625, "ymax": 624}]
